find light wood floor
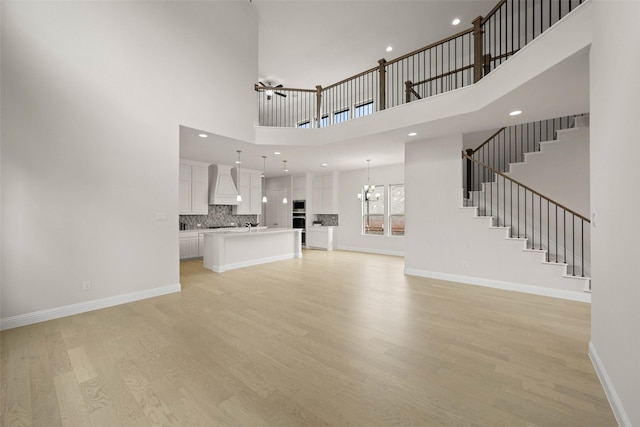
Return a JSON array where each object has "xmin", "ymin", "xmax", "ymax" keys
[{"xmin": 1, "ymin": 250, "xmax": 616, "ymax": 426}]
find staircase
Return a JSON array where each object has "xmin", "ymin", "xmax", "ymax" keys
[{"xmin": 462, "ymin": 115, "xmax": 591, "ymax": 294}]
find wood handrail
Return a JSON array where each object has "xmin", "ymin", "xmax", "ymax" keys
[
  {"xmin": 254, "ymin": 84, "xmax": 315, "ymax": 93},
  {"xmin": 461, "ymin": 152, "xmax": 590, "ymax": 222},
  {"xmin": 323, "ymin": 66, "xmax": 379, "ymax": 91},
  {"xmin": 488, "ymin": 49, "xmax": 520, "ymax": 62},
  {"xmin": 481, "ymin": 0, "xmax": 507, "ymax": 25},
  {"xmin": 409, "ymin": 64, "xmax": 474, "ymax": 87},
  {"xmin": 386, "ymin": 27, "xmax": 474, "ymax": 66},
  {"xmin": 471, "ymin": 127, "xmax": 506, "ymax": 154}
]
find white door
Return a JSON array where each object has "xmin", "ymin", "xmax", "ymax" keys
[{"xmin": 266, "ymin": 188, "xmax": 287, "ymax": 228}]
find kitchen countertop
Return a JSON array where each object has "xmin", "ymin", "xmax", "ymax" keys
[
  {"xmin": 180, "ymin": 227, "xmax": 267, "ymax": 233},
  {"xmin": 202, "ymin": 227, "xmax": 300, "ymax": 237}
]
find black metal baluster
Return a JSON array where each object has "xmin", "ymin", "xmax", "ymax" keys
[
  {"xmin": 573, "ymin": 214, "xmax": 576, "ymax": 276},
  {"xmin": 563, "ymin": 210, "xmax": 567, "ymax": 265},
  {"xmin": 532, "ymin": 192, "xmax": 535, "ymax": 249},
  {"xmin": 496, "ymin": 175, "xmax": 500, "ymax": 226},
  {"xmin": 510, "ymin": 180, "xmax": 513, "ymax": 236},
  {"xmin": 524, "ymin": 188, "xmax": 527, "ymax": 239},
  {"xmin": 518, "ymin": 182, "xmax": 521, "ymax": 237},
  {"xmin": 555, "ymin": 205, "xmax": 558, "ymax": 262},
  {"xmin": 539, "ymin": 193, "xmax": 542, "ymax": 250},
  {"xmin": 547, "ymin": 200, "xmax": 550, "ymax": 261},
  {"xmin": 581, "ymin": 220, "xmax": 585, "ymax": 277}
]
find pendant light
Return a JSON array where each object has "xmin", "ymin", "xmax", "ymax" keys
[
  {"xmin": 358, "ymin": 159, "xmax": 380, "ymax": 201},
  {"xmin": 235, "ymin": 150, "xmax": 243, "ymax": 202},
  {"xmin": 261, "ymin": 156, "xmax": 268, "ymax": 203},
  {"xmin": 282, "ymin": 160, "xmax": 288, "ymax": 204}
]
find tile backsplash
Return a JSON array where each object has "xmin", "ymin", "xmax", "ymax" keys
[
  {"xmin": 315, "ymin": 214, "xmax": 339, "ymax": 226},
  {"xmin": 180, "ymin": 205, "xmax": 258, "ymax": 230}
]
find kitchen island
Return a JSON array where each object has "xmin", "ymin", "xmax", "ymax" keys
[{"xmin": 201, "ymin": 228, "xmax": 302, "ymax": 273}]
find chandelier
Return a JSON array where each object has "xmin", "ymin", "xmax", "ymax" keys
[{"xmin": 358, "ymin": 159, "xmax": 380, "ymax": 201}]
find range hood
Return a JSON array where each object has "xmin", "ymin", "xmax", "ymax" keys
[{"xmin": 209, "ymin": 164, "xmax": 239, "ymax": 205}]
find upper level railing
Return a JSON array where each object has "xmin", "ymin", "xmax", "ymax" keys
[{"xmin": 256, "ymin": 0, "xmax": 586, "ymax": 129}]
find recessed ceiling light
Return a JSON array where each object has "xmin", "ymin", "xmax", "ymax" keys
[
  {"xmin": 452, "ymin": 18, "xmax": 461, "ymax": 26},
  {"xmin": 274, "ymin": 151, "xmax": 281, "ymax": 155},
  {"xmin": 321, "ymin": 163, "xmax": 328, "ymax": 167},
  {"xmin": 509, "ymin": 110, "xmax": 522, "ymax": 116},
  {"xmin": 198, "ymin": 133, "xmax": 208, "ymax": 138},
  {"xmin": 386, "ymin": 46, "xmax": 393, "ymax": 52},
  {"xmin": 408, "ymin": 132, "xmax": 417, "ymax": 136}
]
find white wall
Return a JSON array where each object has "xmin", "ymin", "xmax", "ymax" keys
[
  {"xmin": 337, "ymin": 164, "xmax": 404, "ymax": 256},
  {"xmin": 404, "ymin": 135, "xmax": 587, "ymax": 298},
  {"xmin": 1, "ymin": 1, "xmax": 258, "ymax": 325},
  {"xmin": 506, "ymin": 126, "xmax": 590, "ymax": 217},
  {"xmin": 589, "ymin": 2, "xmax": 640, "ymax": 426}
]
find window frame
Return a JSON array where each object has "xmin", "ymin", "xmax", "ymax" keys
[
  {"xmin": 333, "ymin": 108, "xmax": 351, "ymax": 124},
  {"xmin": 388, "ymin": 183, "xmax": 405, "ymax": 237},
  {"xmin": 354, "ymin": 100, "xmax": 374, "ymax": 118},
  {"xmin": 361, "ymin": 184, "xmax": 385, "ymax": 236}
]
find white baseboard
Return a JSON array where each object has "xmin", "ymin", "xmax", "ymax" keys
[
  {"xmin": 403, "ymin": 268, "xmax": 591, "ymax": 302},
  {"xmin": 338, "ymin": 246, "xmax": 404, "ymax": 257},
  {"xmin": 211, "ymin": 253, "xmax": 298, "ymax": 273},
  {"xmin": 0, "ymin": 283, "xmax": 182, "ymax": 331},
  {"xmin": 589, "ymin": 342, "xmax": 632, "ymax": 427}
]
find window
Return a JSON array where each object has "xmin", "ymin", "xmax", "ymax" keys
[
  {"xmin": 315, "ymin": 115, "xmax": 329, "ymax": 128},
  {"xmin": 298, "ymin": 120, "xmax": 311, "ymax": 129},
  {"xmin": 354, "ymin": 101, "xmax": 374, "ymax": 118},
  {"xmin": 362, "ymin": 185, "xmax": 384, "ymax": 235},
  {"xmin": 389, "ymin": 184, "xmax": 405, "ymax": 236},
  {"xmin": 334, "ymin": 108, "xmax": 350, "ymax": 124}
]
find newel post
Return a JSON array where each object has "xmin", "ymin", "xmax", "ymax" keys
[
  {"xmin": 378, "ymin": 58, "xmax": 387, "ymax": 111},
  {"xmin": 315, "ymin": 85, "xmax": 322, "ymax": 128},
  {"xmin": 472, "ymin": 16, "xmax": 484, "ymax": 83},
  {"xmin": 465, "ymin": 149, "xmax": 474, "ymax": 198},
  {"xmin": 405, "ymin": 81, "xmax": 413, "ymax": 104}
]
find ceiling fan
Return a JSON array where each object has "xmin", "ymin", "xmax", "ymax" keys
[{"xmin": 255, "ymin": 81, "xmax": 287, "ymax": 100}]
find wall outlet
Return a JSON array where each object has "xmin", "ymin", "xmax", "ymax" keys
[
  {"xmin": 82, "ymin": 281, "xmax": 92, "ymax": 291},
  {"xmin": 462, "ymin": 260, "xmax": 468, "ymax": 269}
]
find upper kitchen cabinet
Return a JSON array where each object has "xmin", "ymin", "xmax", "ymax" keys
[
  {"xmin": 312, "ymin": 172, "xmax": 339, "ymax": 214},
  {"xmin": 232, "ymin": 168, "xmax": 263, "ymax": 215},
  {"xmin": 292, "ymin": 175, "xmax": 307, "ymax": 201},
  {"xmin": 179, "ymin": 160, "xmax": 210, "ymax": 215}
]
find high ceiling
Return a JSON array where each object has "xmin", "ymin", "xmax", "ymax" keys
[
  {"xmin": 253, "ymin": 1, "xmax": 496, "ymax": 89},
  {"xmin": 179, "ymin": 1, "xmax": 590, "ymax": 177}
]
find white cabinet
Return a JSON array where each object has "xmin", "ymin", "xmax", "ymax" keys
[
  {"xmin": 292, "ymin": 175, "xmax": 307, "ymax": 201},
  {"xmin": 179, "ymin": 231, "xmax": 200, "ymax": 259},
  {"xmin": 179, "ymin": 160, "xmax": 210, "ymax": 215},
  {"xmin": 232, "ymin": 168, "xmax": 262, "ymax": 215},
  {"xmin": 198, "ymin": 233, "xmax": 205, "ymax": 257},
  {"xmin": 306, "ymin": 226, "xmax": 336, "ymax": 250},
  {"xmin": 312, "ymin": 173, "xmax": 338, "ymax": 214}
]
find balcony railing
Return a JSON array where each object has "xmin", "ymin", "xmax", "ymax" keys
[{"xmin": 256, "ymin": 0, "xmax": 586, "ymax": 128}]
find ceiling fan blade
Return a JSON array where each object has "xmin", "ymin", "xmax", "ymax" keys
[
  {"xmin": 275, "ymin": 84, "xmax": 283, "ymax": 88},
  {"xmin": 275, "ymin": 91, "xmax": 287, "ymax": 98},
  {"xmin": 259, "ymin": 81, "xmax": 266, "ymax": 87}
]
